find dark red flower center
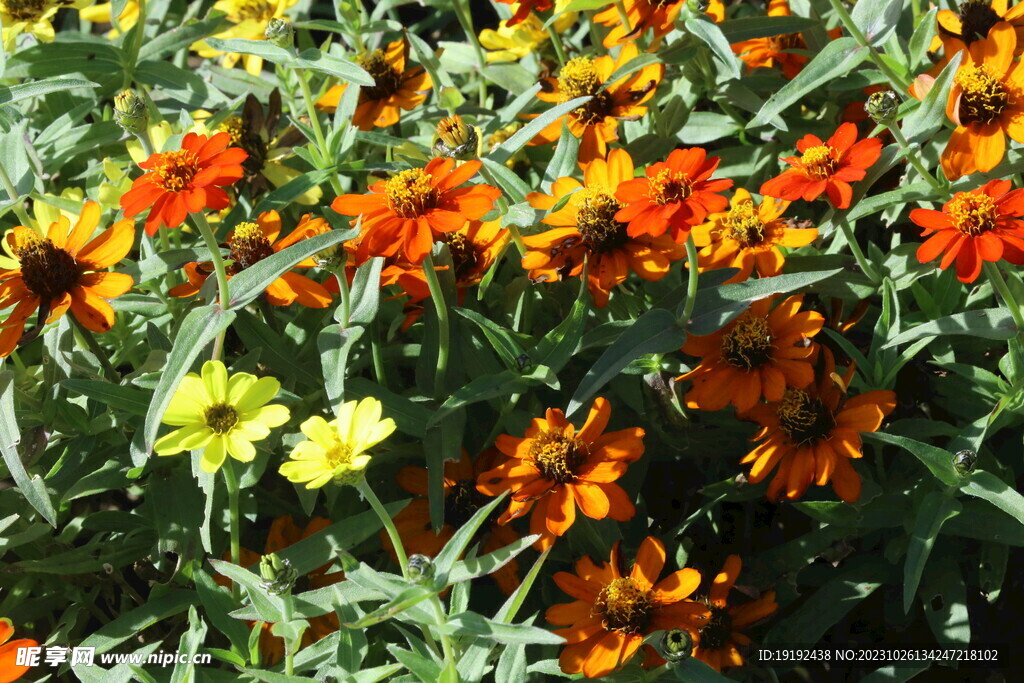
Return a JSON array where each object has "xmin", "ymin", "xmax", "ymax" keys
[
  {"xmin": 442, "ymin": 231, "xmax": 478, "ymax": 279},
  {"xmin": 776, "ymin": 389, "xmax": 836, "ymax": 445},
  {"xmin": 649, "ymin": 169, "xmax": 694, "ymax": 205},
  {"xmin": 948, "ymin": 192, "xmax": 998, "ymax": 235},
  {"xmin": 698, "ymin": 604, "xmax": 733, "ymax": 651},
  {"xmin": 799, "ymin": 145, "xmax": 839, "ymax": 180},
  {"xmin": 958, "ymin": 0, "xmax": 1001, "ymax": 43},
  {"xmin": 593, "ymin": 577, "xmax": 653, "ymax": 633},
  {"xmin": 384, "ymin": 169, "xmax": 439, "ymax": 218},
  {"xmin": 529, "ymin": 431, "xmax": 586, "ymax": 485},
  {"xmin": 725, "ymin": 200, "xmax": 767, "ymax": 247},
  {"xmin": 14, "ymin": 232, "xmax": 80, "ymax": 302},
  {"xmin": 955, "ymin": 65, "xmax": 1009, "ymax": 125},
  {"xmin": 720, "ymin": 314, "xmax": 775, "ymax": 369},
  {"xmin": 229, "ymin": 222, "xmax": 275, "ymax": 271},
  {"xmin": 153, "ymin": 149, "xmax": 200, "ymax": 193},
  {"xmin": 577, "ymin": 189, "xmax": 629, "ymax": 254},
  {"xmin": 357, "ymin": 49, "xmax": 404, "ymax": 102}
]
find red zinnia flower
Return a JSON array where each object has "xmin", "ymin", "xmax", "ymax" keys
[
  {"xmin": 120, "ymin": 132, "xmax": 248, "ymax": 236},
  {"xmin": 760, "ymin": 122, "xmax": 881, "ymax": 210},
  {"xmin": 614, "ymin": 147, "xmax": 733, "ymax": 242},
  {"xmin": 910, "ymin": 179, "xmax": 1024, "ymax": 283}
]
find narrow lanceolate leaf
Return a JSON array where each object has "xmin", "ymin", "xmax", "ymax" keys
[
  {"xmin": 883, "ymin": 307, "xmax": 1017, "ymax": 348},
  {"xmin": 488, "ymin": 96, "xmax": 591, "ymax": 164},
  {"xmin": 902, "ymin": 52, "xmax": 963, "ymax": 144},
  {"xmin": 290, "ymin": 49, "xmax": 374, "ymax": 86},
  {"xmin": 960, "ymin": 470, "xmax": 1024, "ymax": 528},
  {"xmin": 716, "ymin": 16, "xmax": 820, "ymax": 43},
  {"xmin": 863, "ymin": 432, "xmax": 961, "ymax": 486},
  {"xmin": 203, "ymin": 38, "xmax": 293, "ymax": 65},
  {"xmin": 749, "ymin": 38, "xmax": 868, "ymax": 129},
  {"xmin": 850, "ymin": 0, "xmax": 903, "ymax": 46},
  {"xmin": 684, "ymin": 12, "xmax": 742, "ymax": 79},
  {"xmin": 903, "ymin": 492, "xmax": 961, "ymax": 613},
  {"xmin": 0, "ymin": 372, "xmax": 58, "ymax": 526},
  {"xmin": 433, "ymin": 493, "xmax": 508, "ymax": 579},
  {"xmin": 142, "ymin": 305, "xmax": 236, "ymax": 454},
  {"xmin": 0, "ymin": 78, "xmax": 98, "ymax": 107}
]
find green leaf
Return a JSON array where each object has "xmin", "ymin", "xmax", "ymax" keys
[
  {"xmin": 347, "ymin": 257, "xmax": 385, "ymax": 325},
  {"xmin": 319, "ymin": 324, "xmax": 364, "ymax": 410},
  {"xmin": 488, "ymin": 96, "xmax": 591, "ymax": 165},
  {"xmin": 0, "ymin": 372, "xmax": 57, "ymax": 526},
  {"xmin": 883, "ymin": 307, "xmax": 1016, "ymax": 348},
  {"xmin": 918, "ymin": 550, "xmax": 970, "ymax": 644},
  {"xmin": 211, "ymin": 559, "xmax": 286, "ymax": 623},
  {"xmin": 749, "ymin": 38, "xmax": 867, "ymax": 129},
  {"xmin": 251, "ymin": 168, "xmax": 335, "ymax": 214},
  {"xmin": 433, "ymin": 493, "xmax": 509, "ymax": 579},
  {"xmin": 903, "ymin": 492, "xmax": 961, "ymax": 614},
  {"xmin": 672, "ymin": 658, "xmax": 734, "ymax": 682},
  {"xmin": 453, "ymin": 307, "xmax": 527, "ymax": 370},
  {"xmin": 291, "ymin": 48, "xmax": 374, "ymax": 86},
  {"xmin": 850, "ymin": 0, "xmax": 903, "ymax": 45},
  {"xmin": 447, "ymin": 534, "xmax": 539, "ymax": 584},
  {"xmin": 961, "ymin": 470, "xmax": 1024, "ymax": 528},
  {"xmin": 717, "ymin": 16, "xmax": 820, "ymax": 42},
  {"xmin": 530, "ymin": 287, "xmax": 588, "ymax": 374},
  {"xmin": 427, "ymin": 367, "xmax": 555, "ymax": 427},
  {"xmin": 61, "ymin": 379, "xmax": 150, "ymax": 416},
  {"xmin": 227, "ymin": 228, "xmax": 358, "ymax": 309},
  {"xmin": 685, "ymin": 12, "xmax": 741, "ymax": 79},
  {"xmin": 943, "ymin": 499, "xmax": 1024, "ymax": 545},
  {"xmin": 863, "ymin": 432, "xmax": 961, "ymax": 486},
  {"xmin": 902, "ymin": 52, "xmax": 962, "ymax": 144},
  {"xmin": 567, "ymin": 308, "xmax": 685, "ymax": 417},
  {"xmin": 386, "ymin": 645, "xmax": 442, "ymax": 682},
  {"xmin": 141, "ymin": 305, "xmax": 237, "ymax": 455},
  {"xmin": 439, "ymin": 612, "xmax": 564, "ymax": 645},
  {"xmin": 343, "ymin": 585, "xmax": 438, "ymax": 628},
  {"xmin": 0, "ymin": 78, "xmax": 98, "ymax": 107},
  {"xmin": 77, "ymin": 591, "xmax": 196, "ymax": 654},
  {"xmin": 195, "ymin": 568, "xmax": 251, "ymax": 660},
  {"xmin": 204, "ymin": 38, "xmax": 293, "ymax": 64}
]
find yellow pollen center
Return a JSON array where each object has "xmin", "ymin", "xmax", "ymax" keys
[
  {"xmin": 725, "ymin": 200, "xmax": 767, "ymax": 247},
  {"xmin": 357, "ymin": 49, "xmax": 403, "ymax": 99},
  {"xmin": 204, "ymin": 403, "xmax": 239, "ymax": 434},
  {"xmin": 384, "ymin": 169, "xmax": 438, "ymax": 218},
  {"xmin": 13, "ymin": 230, "xmax": 80, "ymax": 302},
  {"xmin": 593, "ymin": 577, "xmax": 653, "ymax": 633},
  {"xmin": 229, "ymin": 221, "xmax": 274, "ymax": 270},
  {"xmin": 948, "ymin": 192, "xmax": 998, "ymax": 236},
  {"xmin": 2, "ymin": 0, "xmax": 47, "ymax": 22},
  {"xmin": 442, "ymin": 231, "xmax": 478, "ymax": 278},
  {"xmin": 558, "ymin": 57, "xmax": 601, "ymax": 100},
  {"xmin": 153, "ymin": 149, "xmax": 200, "ymax": 193},
  {"xmin": 324, "ymin": 438, "xmax": 354, "ymax": 468},
  {"xmin": 720, "ymin": 314, "xmax": 775, "ymax": 369},
  {"xmin": 649, "ymin": 169, "xmax": 693, "ymax": 205},
  {"xmin": 528, "ymin": 431, "xmax": 585, "ymax": 485},
  {"xmin": 955, "ymin": 65, "xmax": 1009, "ymax": 124},
  {"xmin": 219, "ymin": 116, "xmax": 246, "ymax": 148},
  {"xmin": 227, "ymin": 0, "xmax": 274, "ymax": 22},
  {"xmin": 576, "ymin": 188, "xmax": 627, "ymax": 253},
  {"xmin": 776, "ymin": 388, "xmax": 835, "ymax": 444},
  {"xmin": 799, "ymin": 145, "xmax": 838, "ymax": 180}
]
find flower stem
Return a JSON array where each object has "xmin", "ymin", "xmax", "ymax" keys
[
  {"xmin": 333, "ymin": 270, "xmax": 351, "ymax": 327},
  {"xmin": 0, "ymin": 163, "xmax": 32, "ymax": 228},
  {"xmin": 69, "ymin": 316, "xmax": 120, "ymax": 382},
  {"xmin": 428, "ymin": 597, "xmax": 457, "ymax": 669},
  {"xmin": 222, "ymin": 458, "xmax": 242, "ymax": 601},
  {"xmin": 826, "ymin": 0, "xmax": 910, "ymax": 92},
  {"xmin": 281, "ymin": 592, "xmax": 296, "ymax": 676},
  {"xmin": 984, "ymin": 261, "xmax": 1024, "ymax": 335},
  {"xmin": 681, "ymin": 235, "xmax": 700, "ymax": 325},
  {"xmin": 422, "ymin": 254, "xmax": 450, "ymax": 396},
  {"xmin": 836, "ymin": 215, "xmax": 882, "ymax": 285},
  {"xmin": 614, "ymin": 0, "xmax": 632, "ymax": 36},
  {"xmin": 371, "ymin": 320, "xmax": 387, "ymax": 389},
  {"xmin": 294, "ymin": 62, "xmax": 343, "ymax": 195},
  {"xmin": 886, "ymin": 122, "xmax": 942, "ymax": 191},
  {"xmin": 121, "ymin": 0, "xmax": 147, "ymax": 90},
  {"xmin": 452, "ymin": 0, "xmax": 488, "ymax": 106},
  {"xmin": 546, "ymin": 23, "xmax": 567, "ymax": 67},
  {"xmin": 191, "ymin": 212, "xmax": 232, "ymax": 360},
  {"xmin": 357, "ymin": 478, "xmax": 409, "ymax": 578}
]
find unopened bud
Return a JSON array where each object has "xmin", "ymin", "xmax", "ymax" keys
[
  {"xmin": 660, "ymin": 628, "xmax": 694, "ymax": 662},
  {"xmin": 313, "ymin": 238, "xmax": 347, "ymax": 270},
  {"xmin": 406, "ymin": 554, "xmax": 435, "ymax": 584},
  {"xmin": 259, "ymin": 553, "xmax": 297, "ymax": 596},
  {"xmin": 265, "ymin": 18, "xmax": 294, "ymax": 49},
  {"xmin": 113, "ymin": 89, "xmax": 148, "ymax": 135},
  {"xmin": 433, "ymin": 116, "xmax": 479, "ymax": 160},
  {"xmin": 953, "ymin": 449, "xmax": 977, "ymax": 476},
  {"xmin": 865, "ymin": 90, "xmax": 899, "ymax": 125}
]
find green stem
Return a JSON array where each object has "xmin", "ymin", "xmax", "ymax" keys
[
  {"xmin": 121, "ymin": 0, "xmax": 147, "ymax": 90},
  {"xmin": 837, "ymin": 215, "xmax": 882, "ymax": 285},
  {"xmin": 452, "ymin": 0, "xmax": 488, "ymax": 106},
  {"xmin": 827, "ymin": 0, "xmax": 910, "ymax": 92},
  {"xmin": 680, "ymin": 235, "xmax": 700, "ymax": 325},
  {"xmin": 295, "ymin": 64, "xmax": 343, "ymax": 196},
  {"xmin": 887, "ymin": 122, "xmax": 942, "ymax": 191},
  {"xmin": 192, "ymin": 212, "xmax": 232, "ymax": 360},
  {"xmin": 422, "ymin": 254, "xmax": 450, "ymax": 397},
  {"xmin": 222, "ymin": 459, "xmax": 242, "ymax": 601},
  {"xmin": 333, "ymin": 270, "xmax": 351, "ymax": 327},
  {"xmin": 984, "ymin": 261, "xmax": 1024, "ymax": 335},
  {"xmin": 0, "ymin": 163, "xmax": 32, "ymax": 227},
  {"xmin": 371, "ymin": 320, "xmax": 387, "ymax": 389},
  {"xmin": 280, "ymin": 592, "xmax": 297, "ymax": 675},
  {"xmin": 614, "ymin": 0, "xmax": 632, "ymax": 37},
  {"xmin": 134, "ymin": 129, "xmax": 154, "ymax": 159},
  {"xmin": 428, "ymin": 596, "xmax": 457, "ymax": 667},
  {"xmin": 357, "ymin": 479, "xmax": 409, "ymax": 578},
  {"xmin": 545, "ymin": 22, "xmax": 567, "ymax": 67},
  {"xmin": 69, "ymin": 316, "xmax": 120, "ymax": 382}
]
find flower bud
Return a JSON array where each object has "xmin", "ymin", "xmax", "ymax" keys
[
  {"xmin": 865, "ymin": 90, "xmax": 900, "ymax": 126},
  {"xmin": 953, "ymin": 449, "xmax": 977, "ymax": 476},
  {"xmin": 259, "ymin": 553, "xmax": 298, "ymax": 596},
  {"xmin": 688, "ymin": 0, "xmax": 711, "ymax": 12},
  {"xmin": 406, "ymin": 554, "xmax": 435, "ymax": 584},
  {"xmin": 113, "ymin": 89, "xmax": 148, "ymax": 135},
  {"xmin": 265, "ymin": 18, "xmax": 294, "ymax": 49},
  {"xmin": 433, "ymin": 116, "xmax": 479, "ymax": 160},
  {"xmin": 660, "ymin": 628, "xmax": 694, "ymax": 662},
  {"xmin": 313, "ymin": 238, "xmax": 347, "ymax": 271}
]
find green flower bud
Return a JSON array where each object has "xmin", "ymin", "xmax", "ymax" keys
[
  {"xmin": 259, "ymin": 553, "xmax": 298, "ymax": 596},
  {"xmin": 113, "ymin": 89, "xmax": 148, "ymax": 135},
  {"xmin": 953, "ymin": 449, "xmax": 977, "ymax": 476},
  {"xmin": 660, "ymin": 628, "xmax": 694, "ymax": 662},
  {"xmin": 265, "ymin": 18, "xmax": 294, "ymax": 49},
  {"xmin": 313, "ymin": 238, "xmax": 347, "ymax": 271},
  {"xmin": 865, "ymin": 90, "xmax": 900, "ymax": 126},
  {"xmin": 407, "ymin": 554, "xmax": 435, "ymax": 584},
  {"xmin": 688, "ymin": 0, "xmax": 711, "ymax": 12},
  {"xmin": 433, "ymin": 116, "xmax": 479, "ymax": 160}
]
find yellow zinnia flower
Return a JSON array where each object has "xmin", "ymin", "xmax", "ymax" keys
[
  {"xmin": 154, "ymin": 360, "xmax": 290, "ymax": 473},
  {"xmin": 1, "ymin": 0, "xmax": 91, "ymax": 51},
  {"xmin": 479, "ymin": 11, "xmax": 576, "ymax": 63},
  {"xmin": 80, "ymin": 0, "xmax": 138, "ymax": 36},
  {"xmin": 191, "ymin": 0, "xmax": 299, "ymax": 76},
  {"xmin": 279, "ymin": 397, "xmax": 396, "ymax": 489}
]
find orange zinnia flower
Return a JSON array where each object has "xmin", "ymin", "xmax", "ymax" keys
[
  {"xmin": 678, "ymin": 295, "xmax": 824, "ymax": 412},
  {"xmin": 910, "ymin": 179, "xmax": 1024, "ymax": 282},
  {"xmin": 316, "ymin": 38, "xmax": 432, "ymax": 131},
  {"xmin": 742, "ymin": 352, "xmax": 896, "ymax": 502},
  {"xmin": 330, "ymin": 158, "xmax": 501, "ymax": 264},
  {"xmin": 168, "ymin": 211, "xmax": 333, "ymax": 307},
  {"xmin": 530, "ymin": 44, "xmax": 664, "ymax": 163},
  {"xmin": 522, "ymin": 149, "xmax": 687, "ymax": 306},
  {"xmin": 594, "ymin": 0, "xmax": 723, "ymax": 48},
  {"xmin": 547, "ymin": 536, "xmax": 707, "ymax": 678},
  {"xmin": 494, "ymin": 0, "xmax": 553, "ymax": 26},
  {"xmin": 383, "ymin": 449, "xmax": 521, "ymax": 595},
  {"xmin": 934, "ymin": 0, "xmax": 1024, "ymax": 60},
  {"xmin": 732, "ymin": 0, "xmax": 816, "ymax": 79},
  {"xmin": 215, "ymin": 515, "xmax": 343, "ymax": 666},
  {"xmin": 120, "ymin": 131, "xmax": 247, "ymax": 236},
  {"xmin": 760, "ymin": 122, "xmax": 882, "ymax": 210},
  {"xmin": 940, "ymin": 23, "xmax": 1024, "ymax": 179},
  {"xmin": 0, "ymin": 202, "xmax": 134, "ymax": 357},
  {"xmin": 614, "ymin": 147, "xmax": 733, "ymax": 242},
  {"xmin": 477, "ymin": 397, "xmax": 643, "ymax": 550},
  {"xmin": 691, "ymin": 555, "xmax": 778, "ymax": 671},
  {"xmin": 691, "ymin": 189, "xmax": 818, "ymax": 284},
  {"xmin": 0, "ymin": 618, "xmax": 38, "ymax": 682}
]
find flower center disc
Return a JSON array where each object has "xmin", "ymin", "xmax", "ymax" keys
[
  {"xmin": 444, "ymin": 479, "xmax": 492, "ymax": 528},
  {"xmin": 955, "ymin": 65, "xmax": 1009, "ymax": 124},
  {"xmin": 777, "ymin": 389, "xmax": 836, "ymax": 444},
  {"xmin": 958, "ymin": 0, "xmax": 1001, "ymax": 43},
  {"xmin": 442, "ymin": 231, "xmax": 478, "ymax": 279},
  {"xmin": 14, "ymin": 234, "xmax": 80, "ymax": 302},
  {"xmin": 948, "ymin": 192, "xmax": 999, "ymax": 235},
  {"xmin": 649, "ymin": 169, "xmax": 694, "ymax": 205},
  {"xmin": 720, "ymin": 314, "xmax": 775, "ymax": 369},
  {"xmin": 3, "ymin": 0, "xmax": 48, "ymax": 22},
  {"xmin": 230, "ymin": 222, "xmax": 275, "ymax": 270},
  {"xmin": 698, "ymin": 605, "xmax": 734, "ymax": 651},
  {"xmin": 205, "ymin": 403, "xmax": 239, "ymax": 434},
  {"xmin": 577, "ymin": 189, "xmax": 628, "ymax": 254},
  {"xmin": 529, "ymin": 431, "xmax": 585, "ymax": 485},
  {"xmin": 357, "ymin": 49, "xmax": 404, "ymax": 101},
  {"xmin": 154, "ymin": 149, "xmax": 200, "ymax": 193},
  {"xmin": 800, "ymin": 145, "xmax": 838, "ymax": 180},
  {"xmin": 230, "ymin": 0, "xmax": 274, "ymax": 22},
  {"xmin": 384, "ymin": 169, "xmax": 438, "ymax": 219},
  {"xmin": 593, "ymin": 577, "xmax": 653, "ymax": 633},
  {"xmin": 725, "ymin": 200, "xmax": 767, "ymax": 247}
]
